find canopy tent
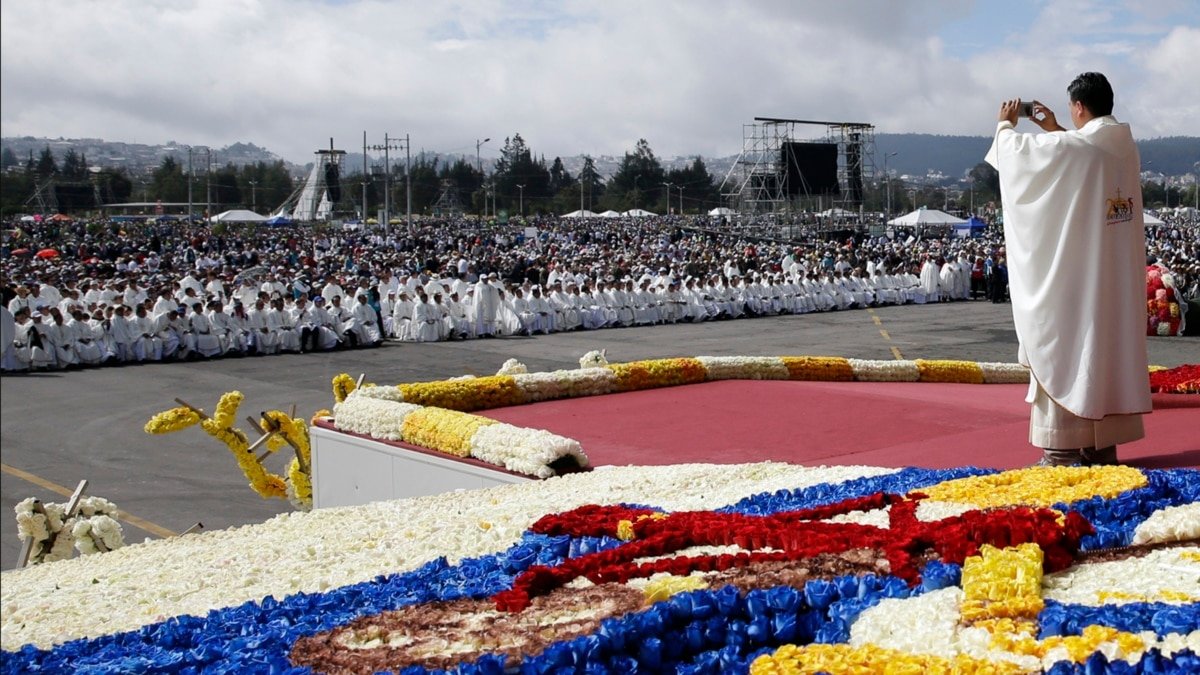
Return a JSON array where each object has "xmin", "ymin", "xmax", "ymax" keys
[
  {"xmin": 708, "ymin": 207, "xmax": 736, "ymax": 216},
  {"xmin": 952, "ymin": 216, "xmax": 988, "ymax": 238},
  {"xmin": 887, "ymin": 208, "xmax": 968, "ymax": 226},
  {"xmin": 598, "ymin": 210, "xmax": 622, "ymax": 218},
  {"xmin": 818, "ymin": 207, "xmax": 856, "ymax": 218},
  {"xmin": 209, "ymin": 209, "xmax": 267, "ymax": 223},
  {"xmin": 623, "ymin": 208, "xmax": 657, "ymax": 217},
  {"xmin": 1143, "ymin": 210, "xmax": 1166, "ymax": 225},
  {"xmin": 263, "ymin": 215, "xmax": 294, "ymax": 226},
  {"xmin": 561, "ymin": 209, "xmax": 597, "ymax": 218}
]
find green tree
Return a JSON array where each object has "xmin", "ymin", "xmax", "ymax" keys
[
  {"xmin": 439, "ymin": 158, "xmax": 483, "ymax": 211},
  {"xmin": 967, "ymin": 162, "xmax": 1000, "ymax": 204},
  {"xmin": 0, "ymin": 147, "xmax": 19, "ymax": 170},
  {"xmin": 606, "ymin": 139, "xmax": 665, "ymax": 211},
  {"xmin": 35, "ymin": 146, "xmax": 58, "ymax": 177},
  {"xmin": 96, "ymin": 168, "xmax": 133, "ymax": 204},
  {"xmin": 61, "ymin": 149, "xmax": 88, "ymax": 180},
  {"xmin": 151, "ymin": 156, "xmax": 187, "ymax": 202},
  {"xmin": 665, "ymin": 157, "xmax": 717, "ymax": 214},
  {"xmin": 492, "ymin": 133, "xmax": 551, "ymax": 213},
  {"xmin": 210, "ymin": 163, "xmax": 242, "ymax": 209}
]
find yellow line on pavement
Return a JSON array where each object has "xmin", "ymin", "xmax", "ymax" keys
[
  {"xmin": 1, "ymin": 463, "xmax": 178, "ymax": 539},
  {"xmin": 867, "ymin": 308, "xmax": 906, "ymax": 360},
  {"xmin": 879, "ymin": 329, "xmax": 891, "ymax": 340},
  {"xmin": 891, "ymin": 346, "xmax": 905, "ymax": 360}
]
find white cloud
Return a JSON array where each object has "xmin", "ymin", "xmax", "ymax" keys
[{"xmin": 1, "ymin": 0, "xmax": 1195, "ymax": 164}]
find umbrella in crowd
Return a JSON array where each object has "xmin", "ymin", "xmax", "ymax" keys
[
  {"xmin": 35, "ymin": 248, "xmax": 60, "ymax": 259},
  {"xmin": 10, "ymin": 248, "xmax": 31, "ymax": 256}
]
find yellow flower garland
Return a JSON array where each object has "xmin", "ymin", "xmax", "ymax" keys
[
  {"xmin": 332, "ymin": 373, "xmax": 358, "ymax": 403},
  {"xmin": 400, "ymin": 407, "xmax": 498, "ymax": 457},
  {"xmin": 916, "ymin": 466, "xmax": 1148, "ymax": 509},
  {"xmin": 606, "ymin": 358, "xmax": 708, "ymax": 392},
  {"xmin": 749, "ymin": 643, "xmax": 1023, "ymax": 675},
  {"xmin": 398, "ymin": 376, "xmax": 524, "ymax": 411},
  {"xmin": 915, "ymin": 359, "xmax": 985, "ymax": 384},
  {"xmin": 143, "ymin": 406, "xmax": 202, "ymax": 434},
  {"xmin": 780, "ymin": 356, "xmax": 854, "ymax": 382}
]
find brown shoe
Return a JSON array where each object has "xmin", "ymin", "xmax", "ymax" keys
[
  {"xmin": 1081, "ymin": 446, "xmax": 1119, "ymax": 466},
  {"xmin": 1034, "ymin": 449, "xmax": 1082, "ymax": 467}
]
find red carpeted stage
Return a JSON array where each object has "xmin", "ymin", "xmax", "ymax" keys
[{"xmin": 482, "ymin": 381, "xmax": 1200, "ymax": 470}]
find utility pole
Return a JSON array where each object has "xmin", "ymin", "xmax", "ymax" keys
[
  {"xmin": 362, "ymin": 131, "xmax": 368, "ymax": 223},
  {"xmin": 476, "ymin": 138, "xmax": 490, "ymax": 218},
  {"xmin": 368, "ymin": 134, "xmax": 404, "ymax": 231},
  {"xmin": 662, "ymin": 182, "xmax": 673, "ymax": 214},
  {"xmin": 205, "ymin": 148, "xmax": 212, "ymax": 221},
  {"xmin": 186, "ymin": 147, "xmax": 194, "ymax": 224},
  {"xmin": 883, "ymin": 152, "xmax": 898, "ymax": 218},
  {"xmin": 248, "ymin": 180, "xmax": 258, "ymax": 213},
  {"xmin": 516, "ymin": 184, "xmax": 525, "ymax": 216},
  {"xmin": 678, "ymin": 186, "xmax": 684, "ymax": 215}
]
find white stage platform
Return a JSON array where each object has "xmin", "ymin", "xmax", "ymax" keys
[{"xmin": 310, "ymin": 422, "xmax": 532, "ymax": 509}]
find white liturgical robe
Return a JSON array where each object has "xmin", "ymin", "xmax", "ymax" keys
[{"xmin": 985, "ymin": 115, "xmax": 1150, "ymax": 422}]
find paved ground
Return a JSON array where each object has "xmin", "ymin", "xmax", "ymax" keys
[{"xmin": 2, "ymin": 300, "xmax": 1196, "ymax": 569}]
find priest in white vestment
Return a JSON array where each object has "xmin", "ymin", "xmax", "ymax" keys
[{"xmin": 984, "ymin": 72, "xmax": 1151, "ymax": 466}]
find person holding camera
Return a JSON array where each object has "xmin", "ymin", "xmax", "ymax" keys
[{"xmin": 985, "ymin": 72, "xmax": 1151, "ymax": 467}]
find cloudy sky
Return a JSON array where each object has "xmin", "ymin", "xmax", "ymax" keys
[{"xmin": 2, "ymin": 0, "xmax": 1196, "ymax": 164}]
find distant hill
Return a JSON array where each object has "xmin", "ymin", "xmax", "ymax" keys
[{"xmin": 3, "ymin": 134, "xmax": 1197, "ymax": 184}]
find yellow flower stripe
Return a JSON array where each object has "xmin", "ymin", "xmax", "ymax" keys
[
  {"xmin": 916, "ymin": 359, "xmax": 985, "ymax": 384},
  {"xmin": 212, "ymin": 391, "xmax": 243, "ymax": 429},
  {"xmin": 287, "ymin": 457, "xmax": 312, "ymax": 509},
  {"xmin": 199, "ymin": 416, "xmax": 288, "ymax": 500},
  {"xmin": 749, "ymin": 643, "xmax": 1023, "ymax": 675},
  {"xmin": 606, "ymin": 358, "xmax": 707, "ymax": 392},
  {"xmin": 780, "ymin": 356, "xmax": 854, "ymax": 381},
  {"xmin": 643, "ymin": 574, "xmax": 708, "ymax": 604},
  {"xmin": 917, "ymin": 466, "xmax": 1148, "ymax": 509},
  {"xmin": 398, "ymin": 375, "xmax": 524, "ymax": 412},
  {"xmin": 143, "ymin": 406, "xmax": 202, "ymax": 434},
  {"xmin": 400, "ymin": 407, "xmax": 498, "ymax": 457},
  {"xmin": 960, "ymin": 544, "xmax": 1044, "ymax": 625}
]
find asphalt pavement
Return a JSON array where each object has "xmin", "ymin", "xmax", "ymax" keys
[{"xmin": 2, "ymin": 300, "xmax": 1196, "ymax": 569}]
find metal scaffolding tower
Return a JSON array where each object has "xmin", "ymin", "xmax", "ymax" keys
[{"xmin": 719, "ymin": 117, "xmax": 876, "ymax": 217}]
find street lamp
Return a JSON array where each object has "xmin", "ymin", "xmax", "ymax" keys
[
  {"xmin": 204, "ymin": 148, "xmax": 212, "ymax": 221},
  {"xmin": 476, "ymin": 138, "xmax": 490, "ymax": 175},
  {"xmin": 248, "ymin": 180, "xmax": 258, "ymax": 213},
  {"xmin": 516, "ymin": 184, "xmax": 525, "ymax": 216},
  {"xmin": 677, "ymin": 185, "xmax": 684, "ymax": 215},
  {"xmin": 369, "ymin": 134, "xmax": 411, "ymax": 232},
  {"xmin": 662, "ymin": 182, "xmax": 673, "ymax": 214},
  {"xmin": 185, "ymin": 146, "xmax": 193, "ymax": 223}
]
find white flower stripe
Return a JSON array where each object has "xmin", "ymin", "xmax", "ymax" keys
[
  {"xmin": 696, "ymin": 356, "xmax": 791, "ymax": 381},
  {"xmin": 468, "ymin": 423, "xmax": 590, "ymax": 478},
  {"xmin": 847, "ymin": 358, "xmax": 921, "ymax": 382}
]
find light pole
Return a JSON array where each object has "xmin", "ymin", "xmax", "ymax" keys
[
  {"xmin": 369, "ymin": 134, "xmax": 408, "ymax": 231},
  {"xmin": 476, "ymin": 138, "xmax": 491, "ymax": 216},
  {"xmin": 204, "ymin": 148, "xmax": 212, "ymax": 221},
  {"xmin": 677, "ymin": 186, "xmax": 684, "ymax": 215},
  {"xmin": 248, "ymin": 180, "xmax": 258, "ymax": 213},
  {"xmin": 516, "ymin": 184, "xmax": 525, "ymax": 216},
  {"xmin": 883, "ymin": 152, "xmax": 898, "ymax": 217},
  {"xmin": 662, "ymin": 182, "xmax": 673, "ymax": 214},
  {"xmin": 186, "ymin": 146, "xmax": 193, "ymax": 223}
]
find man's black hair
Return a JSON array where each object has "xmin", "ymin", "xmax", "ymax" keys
[{"xmin": 1068, "ymin": 72, "xmax": 1114, "ymax": 117}]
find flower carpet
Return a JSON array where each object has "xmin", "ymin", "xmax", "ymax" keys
[{"xmin": 3, "ymin": 462, "xmax": 1199, "ymax": 673}]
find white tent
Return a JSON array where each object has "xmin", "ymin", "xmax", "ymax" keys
[
  {"xmin": 623, "ymin": 208, "xmax": 657, "ymax": 217},
  {"xmin": 887, "ymin": 208, "xmax": 967, "ymax": 226},
  {"xmin": 598, "ymin": 210, "xmax": 622, "ymax": 218},
  {"xmin": 209, "ymin": 209, "xmax": 267, "ymax": 223},
  {"xmin": 818, "ymin": 207, "xmax": 855, "ymax": 218},
  {"xmin": 708, "ymin": 207, "xmax": 736, "ymax": 216},
  {"xmin": 561, "ymin": 209, "xmax": 597, "ymax": 218},
  {"xmin": 1143, "ymin": 210, "xmax": 1166, "ymax": 225}
]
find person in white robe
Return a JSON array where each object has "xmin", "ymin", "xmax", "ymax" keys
[
  {"xmin": 188, "ymin": 303, "xmax": 222, "ymax": 358},
  {"xmin": 326, "ymin": 296, "xmax": 355, "ymax": 345},
  {"xmin": 411, "ymin": 291, "xmax": 442, "ymax": 342},
  {"xmin": 269, "ymin": 299, "xmax": 301, "ymax": 352},
  {"xmin": 984, "ymin": 73, "xmax": 1151, "ymax": 466},
  {"xmin": 391, "ymin": 291, "xmax": 416, "ymax": 341},
  {"xmin": 294, "ymin": 297, "xmax": 341, "ymax": 351},
  {"xmin": 472, "ymin": 274, "xmax": 502, "ymax": 337},
  {"xmin": 920, "ymin": 256, "xmax": 942, "ymax": 303},
  {"xmin": 43, "ymin": 309, "xmax": 77, "ymax": 368},
  {"xmin": 68, "ymin": 309, "xmax": 105, "ymax": 365},
  {"xmin": 108, "ymin": 305, "xmax": 141, "ymax": 362},
  {"xmin": 1, "ymin": 306, "xmax": 21, "ymax": 372},
  {"xmin": 15, "ymin": 311, "xmax": 54, "ymax": 370},
  {"xmin": 247, "ymin": 300, "xmax": 278, "ymax": 355},
  {"xmin": 151, "ymin": 308, "xmax": 183, "ymax": 360},
  {"xmin": 379, "ymin": 290, "xmax": 397, "ymax": 338},
  {"xmin": 528, "ymin": 287, "xmax": 557, "ymax": 334},
  {"xmin": 350, "ymin": 294, "xmax": 382, "ymax": 346},
  {"xmin": 132, "ymin": 305, "xmax": 163, "ymax": 361}
]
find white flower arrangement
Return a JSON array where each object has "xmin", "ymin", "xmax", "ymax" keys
[
  {"xmin": 978, "ymin": 361, "xmax": 1032, "ymax": 384},
  {"xmin": 1132, "ymin": 502, "xmax": 1200, "ymax": 545},
  {"xmin": 14, "ymin": 496, "xmax": 125, "ymax": 565},
  {"xmin": 847, "ymin": 358, "xmax": 921, "ymax": 382},
  {"xmin": 496, "ymin": 358, "xmax": 529, "ymax": 376},
  {"xmin": 579, "ymin": 349, "xmax": 609, "ymax": 369},
  {"xmin": 696, "ymin": 356, "xmax": 790, "ymax": 381},
  {"xmin": 512, "ymin": 369, "xmax": 618, "ymax": 403},
  {"xmin": 353, "ymin": 385, "xmax": 407, "ymax": 402},
  {"xmin": 1042, "ymin": 547, "xmax": 1200, "ymax": 606},
  {"xmin": 332, "ymin": 394, "xmax": 422, "ymax": 441},
  {"xmin": 469, "ymin": 423, "xmax": 591, "ymax": 478}
]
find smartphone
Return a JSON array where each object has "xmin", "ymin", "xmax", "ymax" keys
[{"xmin": 1019, "ymin": 102, "xmax": 1034, "ymax": 117}]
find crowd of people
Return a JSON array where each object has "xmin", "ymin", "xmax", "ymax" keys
[{"xmin": 2, "ymin": 211, "xmax": 1195, "ymax": 373}]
